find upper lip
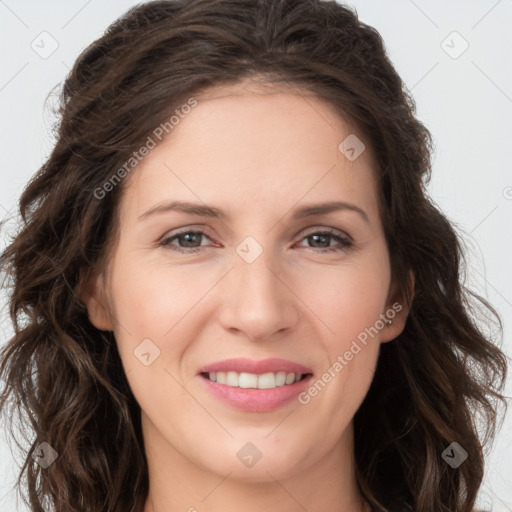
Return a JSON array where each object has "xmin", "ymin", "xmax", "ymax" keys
[{"xmin": 198, "ymin": 358, "xmax": 313, "ymax": 375}]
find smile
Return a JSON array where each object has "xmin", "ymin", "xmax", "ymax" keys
[
  {"xmin": 201, "ymin": 371, "xmax": 309, "ymax": 389},
  {"xmin": 197, "ymin": 358, "xmax": 314, "ymax": 412}
]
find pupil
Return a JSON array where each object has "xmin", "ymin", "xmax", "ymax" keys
[
  {"xmin": 182, "ymin": 232, "xmax": 200, "ymax": 247},
  {"xmin": 311, "ymin": 234, "xmax": 329, "ymax": 248}
]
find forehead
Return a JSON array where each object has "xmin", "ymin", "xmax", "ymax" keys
[{"xmin": 120, "ymin": 81, "xmax": 380, "ymax": 223}]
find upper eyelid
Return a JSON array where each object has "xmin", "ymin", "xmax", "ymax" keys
[{"xmin": 161, "ymin": 226, "xmax": 216, "ymax": 242}]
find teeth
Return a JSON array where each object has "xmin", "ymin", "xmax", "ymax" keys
[
  {"xmin": 258, "ymin": 372, "xmax": 276, "ymax": 389},
  {"xmin": 275, "ymin": 371, "xmax": 286, "ymax": 386},
  {"xmin": 239, "ymin": 372, "xmax": 258, "ymax": 388},
  {"xmin": 207, "ymin": 371, "xmax": 305, "ymax": 389}
]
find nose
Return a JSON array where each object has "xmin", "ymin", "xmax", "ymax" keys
[{"xmin": 218, "ymin": 247, "xmax": 300, "ymax": 341}]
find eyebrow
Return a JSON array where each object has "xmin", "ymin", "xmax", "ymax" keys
[{"xmin": 138, "ymin": 200, "xmax": 369, "ymax": 224}]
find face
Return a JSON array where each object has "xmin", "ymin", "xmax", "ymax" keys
[{"xmin": 86, "ymin": 81, "xmax": 408, "ymax": 483}]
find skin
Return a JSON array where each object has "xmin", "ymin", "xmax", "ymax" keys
[{"xmin": 84, "ymin": 80, "xmax": 411, "ymax": 512}]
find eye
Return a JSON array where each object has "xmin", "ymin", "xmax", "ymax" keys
[
  {"xmin": 159, "ymin": 230, "xmax": 214, "ymax": 253},
  {"xmin": 296, "ymin": 228, "xmax": 353, "ymax": 253},
  {"xmin": 158, "ymin": 227, "xmax": 354, "ymax": 254}
]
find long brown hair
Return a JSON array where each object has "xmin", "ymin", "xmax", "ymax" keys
[{"xmin": 0, "ymin": 1, "xmax": 507, "ymax": 511}]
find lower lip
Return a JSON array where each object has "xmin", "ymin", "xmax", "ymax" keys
[{"xmin": 199, "ymin": 374, "xmax": 313, "ymax": 412}]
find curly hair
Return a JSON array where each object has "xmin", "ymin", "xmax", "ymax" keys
[{"xmin": 0, "ymin": 1, "xmax": 507, "ymax": 511}]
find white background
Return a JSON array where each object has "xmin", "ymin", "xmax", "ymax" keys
[{"xmin": 0, "ymin": 1, "xmax": 511, "ymax": 510}]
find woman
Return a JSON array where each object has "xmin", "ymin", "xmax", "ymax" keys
[{"xmin": 0, "ymin": 1, "xmax": 507, "ymax": 511}]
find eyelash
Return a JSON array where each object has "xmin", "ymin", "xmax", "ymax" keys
[{"xmin": 158, "ymin": 228, "xmax": 354, "ymax": 254}]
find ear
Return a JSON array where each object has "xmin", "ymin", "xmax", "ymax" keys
[
  {"xmin": 79, "ymin": 270, "xmax": 114, "ymax": 331},
  {"xmin": 380, "ymin": 270, "xmax": 415, "ymax": 343}
]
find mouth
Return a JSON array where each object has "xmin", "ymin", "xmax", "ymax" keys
[
  {"xmin": 200, "ymin": 371, "xmax": 312, "ymax": 389},
  {"xmin": 197, "ymin": 358, "xmax": 314, "ymax": 412}
]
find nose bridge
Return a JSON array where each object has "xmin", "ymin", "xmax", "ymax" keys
[
  {"xmin": 219, "ymin": 237, "xmax": 298, "ymax": 339},
  {"xmin": 236, "ymin": 242, "xmax": 279, "ymax": 298}
]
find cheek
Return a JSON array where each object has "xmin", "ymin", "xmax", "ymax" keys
[
  {"xmin": 106, "ymin": 256, "xmax": 203, "ymax": 420},
  {"xmin": 108, "ymin": 238, "xmax": 389, "ymax": 385},
  {"xmin": 106, "ymin": 253, "xmax": 206, "ymax": 373},
  {"xmin": 293, "ymin": 252, "xmax": 389, "ymax": 409},
  {"xmin": 109, "ymin": 241, "xmax": 390, "ymax": 356},
  {"xmin": 295, "ymin": 255, "xmax": 390, "ymax": 345}
]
